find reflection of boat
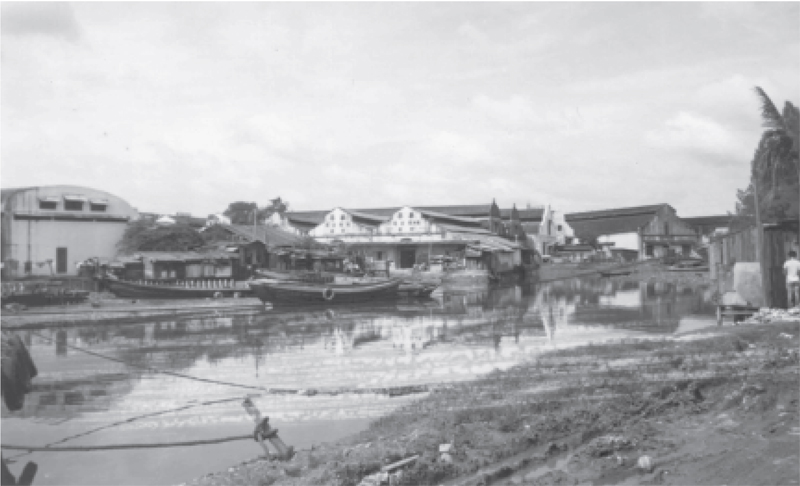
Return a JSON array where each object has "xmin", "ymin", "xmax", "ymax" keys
[
  {"xmin": 599, "ymin": 271, "xmax": 632, "ymax": 277},
  {"xmin": 668, "ymin": 262, "xmax": 709, "ymax": 272},
  {"xmin": 249, "ymin": 278, "xmax": 403, "ymax": 305},
  {"xmin": 102, "ymin": 277, "xmax": 250, "ymax": 299},
  {"xmin": 397, "ymin": 281, "xmax": 439, "ymax": 297},
  {"xmin": 1, "ymin": 281, "xmax": 89, "ymax": 307}
]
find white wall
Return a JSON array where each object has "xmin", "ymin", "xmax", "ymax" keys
[
  {"xmin": 3, "ymin": 185, "xmax": 139, "ymax": 277},
  {"xmin": 598, "ymin": 232, "xmax": 640, "ymax": 251}
]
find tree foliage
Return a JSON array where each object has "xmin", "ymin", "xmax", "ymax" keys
[
  {"xmin": 732, "ymin": 88, "xmax": 799, "ymax": 228},
  {"xmin": 117, "ymin": 220, "xmax": 206, "ymax": 254},
  {"xmin": 222, "ymin": 198, "xmax": 290, "ymax": 225}
]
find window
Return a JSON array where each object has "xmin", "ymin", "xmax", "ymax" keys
[
  {"xmin": 64, "ymin": 200, "xmax": 84, "ymax": 211},
  {"xmin": 376, "ymin": 251, "xmax": 383, "ymax": 260},
  {"xmin": 663, "ymin": 223, "xmax": 669, "ymax": 235},
  {"xmin": 39, "ymin": 200, "xmax": 57, "ymax": 210},
  {"xmin": 398, "ymin": 213, "xmax": 404, "ymax": 218},
  {"xmin": 557, "ymin": 225, "xmax": 562, "ymax": 231},
  {"xmin": 409, "ymin": 212, "xmax": 414, "ymax": 218},
  {"xmin": 340, "ymin": 215, "xmax": 345, "ymax": 220},
  {"xmin": 330, "ymin": 215, "xmax": 334, "ymax": 221},
  {"xmin": 645, "ymin": 245, "xmax": 654, "ymax": 257},
  {"xmin": 89, "ymin": 199, "xmax": 108, "ymax": 212},
  {"xmin": 63, "ymin": 195, "xmax": 87, "ymax": 211}
]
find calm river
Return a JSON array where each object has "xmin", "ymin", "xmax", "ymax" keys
[{"xmin": 1, "ymin": 276, "xmax": 717, "ymax": 486}]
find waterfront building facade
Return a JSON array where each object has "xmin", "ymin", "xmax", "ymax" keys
[
  {"xmin": 565, "ymin": 204, "xmax": 699, "ymax": 260},
  {"xmin": 1, "ymin": 185, "xmax": 139, "ymax": 278}
]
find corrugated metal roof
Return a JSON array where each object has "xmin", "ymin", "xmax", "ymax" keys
[
  {"xmin": 344, "ymin": 209, "xmax": 390, "ymax": 223},
  {"xmin": 417, "ymin": 209, "xmax": 482, "ymax": 225},
  {"xmin": 436, "ymin": 223, "xmax": 492, "ymax": 234},
  {"xmin": 566, "ymin": 204, "xmax": 667, "ymax": 221},
  {"xmin": 565, "ymin": 205, "xmax": 668, "ymax": 239},
  {"xmin": 226, "ymin": 224, "xmax": 311, "ymax": 248}
]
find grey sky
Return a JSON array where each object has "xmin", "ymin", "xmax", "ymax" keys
[{"xmin": 2, "ymin": 2, "xmax": 798, "ymax": 217}]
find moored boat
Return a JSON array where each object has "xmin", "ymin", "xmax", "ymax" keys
[
  {"xmin": 249, "ymin": 278, "xmax": 403, "ymax": 305},
  {"xmin": 102, "ymin": 277, "xmax": 251, "ymax": 299}
]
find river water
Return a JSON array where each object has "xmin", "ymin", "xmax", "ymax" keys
[{"xmin": 1, "ymin": 276, "xmax": 717, "ymax": 486}]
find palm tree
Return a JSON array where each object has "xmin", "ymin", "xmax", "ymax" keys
[{"xmin": 753, "ymin": 87, "xmax": 799, "ymax": 228}]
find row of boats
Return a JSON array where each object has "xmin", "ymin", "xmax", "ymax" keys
[{"xmin": 101, "ymin": 270, "xmax": 440, "ymax": 306}]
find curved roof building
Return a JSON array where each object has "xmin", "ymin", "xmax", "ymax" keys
[{"xmin": 1, "ymin": 185, "xmax": 138, "ymax": 278}]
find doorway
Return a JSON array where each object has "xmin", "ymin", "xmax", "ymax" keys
[
  {"xmin": 399, "ymin": 248, "xmax": 416, "ymax": 269},
  {"xmin": 56, "ymin": 247, "xmax": 68, "ymax": 273}
]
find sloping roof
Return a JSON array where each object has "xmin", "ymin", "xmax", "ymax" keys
[
  {"xmin": 566, "ymin": 204, "xmax": 667, "ymax": 221},
  {"xmin": 436, "ymin": 223, "xmax": 493, "ymax": 235},
  {"xmin": 227, "ymin": 224, "xmax": 310, "ymax": 247},
  {"xmin": 449, "ymin": 233, "xmax": 520, "ymax": 252},
  {"xmin": 565, "ymin": 204, "xmax": 667, "ymax": 239},
  {"xmin": 344, "ymin": 209, "xmax": 390, "ymax": 224},
  {"xmin": 417, "ymin": 209, "xmax": 482, "ymax": 225},
  {"xmin": 130, "ymin": 251, "xmax": 234, "ymax": 262},
  {"xmin": 521, "ymin": 222, "xmax": 541, "ymax": 234},
  {"xmin": 681, "ymin": 215, "xmax": 732, "ymax": 228},
  {"xmin": 501, "ymin": 208, "xmax": 544, "ymax": 222}
]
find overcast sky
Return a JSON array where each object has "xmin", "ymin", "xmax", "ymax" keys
[{"xmin": 2, "ymin": 2, "xmax": 798, "ymax": 217}]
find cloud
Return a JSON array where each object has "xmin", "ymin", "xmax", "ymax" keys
[
  {"xmin": 645, "ymin": 111, "xmax": 744, "ymax": 161},
  {"xmin": 1, "ymin": 3, "xmax": 81, "ymax": 41}
]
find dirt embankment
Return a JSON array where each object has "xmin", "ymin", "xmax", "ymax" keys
[
  {"xmin": 538, "ymin": 261, "xmax": 712, "ymax": 287},
  {"xmin": 187, "ymin": 321, "xmax": 799, "ymax": 486}
]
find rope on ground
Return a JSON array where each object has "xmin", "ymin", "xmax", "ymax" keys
[{"xmin": 1, "ymin": 435, "xmax": 252, "ymax": 452}]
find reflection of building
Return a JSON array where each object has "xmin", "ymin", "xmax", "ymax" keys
[{"xmin": 1, "ymin": 185, "xmax": 139, "ymax": 278}]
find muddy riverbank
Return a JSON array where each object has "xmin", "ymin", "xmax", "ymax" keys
[
  {"xmin": 538, "ymin": 260, "xmax": 712, "ymax": 287},
  {"xmin": 188, "ymin": 319, "xmax": 799, "ymax": 486}
]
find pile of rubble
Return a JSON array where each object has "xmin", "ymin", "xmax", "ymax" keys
[{"xmin": 743, "ymin": 306, "xmax": 800, "ymax": 324}]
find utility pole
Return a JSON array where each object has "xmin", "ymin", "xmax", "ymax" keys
[{"xmin": 752, "ymin": 172, "xmax": 769, "ymax": 307}]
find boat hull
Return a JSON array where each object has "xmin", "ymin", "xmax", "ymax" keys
[
  {"xmin": 104, "ymin": 279, "xmax": 251, "ymax": 299},
  {"xmin": 249, "ymin": 278, "xmax": 403, "ymax": 305},
  {"xmin": 1, "ymin": 291, "xmax": 90, "ymax": 307}
]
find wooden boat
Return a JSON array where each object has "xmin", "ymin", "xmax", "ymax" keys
[
  {"xmin": 599, "ymin": 270, "xmax": 632, "ymax": 278},
  {"xmin": 102, "ymin": 277, "xmax": 251, "ymax": 299},
  {"xmin": 1, "ymin": 281, "xmax": 89, "ymax": 307},
  {"xmin": 249, "ymin": 278, "xmax": 403, "ymax": 305}
]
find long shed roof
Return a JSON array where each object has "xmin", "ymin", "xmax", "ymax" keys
[{"xmin": 565, "ymin": 204, "xmax": 668, "ymax": 239}]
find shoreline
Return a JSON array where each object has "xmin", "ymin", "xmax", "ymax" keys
[
  {"xmin": 186, "ymin": 319, "xmax": 799, "ymax": 486},
  {"xmin": 1, "ymin": 263, "xmax": 712, "ymax": 328}
]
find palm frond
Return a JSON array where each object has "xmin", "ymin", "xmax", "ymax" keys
[
  {"xmin": 782, "ymin": 101, "xmax": 800, "ymax": 152},
  {"xmin": 754, "ymin": 86, "xmax": 785, "ymax": 132}
]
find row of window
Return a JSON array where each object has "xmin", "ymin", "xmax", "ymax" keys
[
  {"xmin": 396, "ymin": 212, "xmax": 415, "ymax": 219},
  {"xmin": 393, "ymin": 220, "xmax": 421, "ymax": 225},
  {"xmin": 39, "ymin": 200, "xmax": 108, "ymax": 212}
]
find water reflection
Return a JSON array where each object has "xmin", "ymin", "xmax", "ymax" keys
[{"xmin": 1, "ymin": 276, "xmax": 715, "ymax": 486}]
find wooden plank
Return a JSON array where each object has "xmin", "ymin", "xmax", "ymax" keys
[{"xmin": 381, "ymin": 454, "xmax": 420, "ymax": 472}]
